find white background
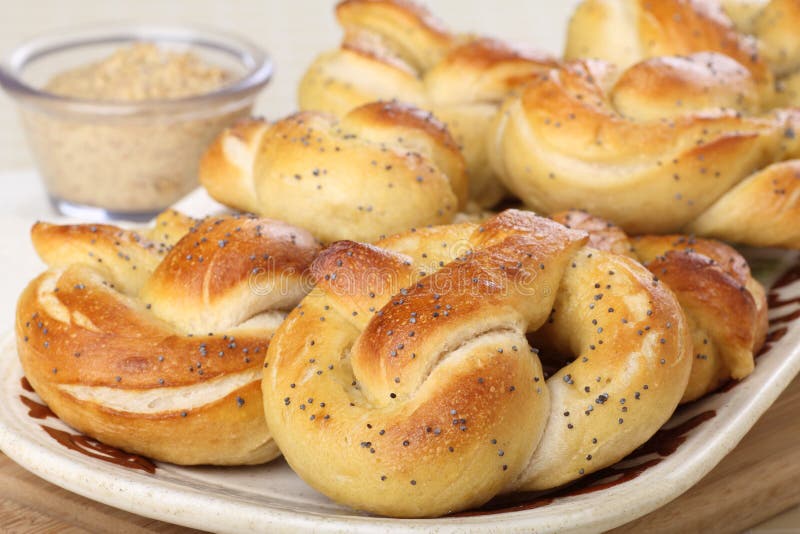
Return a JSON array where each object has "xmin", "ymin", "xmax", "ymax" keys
[{"xmin": 0, "ymin": 1, "xmax": 796, "ymax": 529}]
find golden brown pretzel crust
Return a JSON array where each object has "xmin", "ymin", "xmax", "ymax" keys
[
  {"xmin": 610, "ymin": 53, "xmax": 760, "ymax": 118},
  {"xmin": 489, "ymin": 55, "xmax": 800, "ymax": 247},
  {"xmin": 553, "ymin": 210, "xmax": 768, "ymax": 402},
  {"xmin": 298, "ymin": 0, "xmax": 557, "ymax": 207},
  {"xmin": 16, "ymin": 213, "xmax": 319, "ymax": 465},
  {"xmin": 687, "ymin": 160, "xmax": 800, "ymax": 247},
  {"xmin": 200, "ymin": 101, "xmax": 467, "ymax": 243},
  {"xmin": 566, "ymin": 0, "xmax": 800, "ymax": 108},
  {"xmin": 566, "ymin": 0, "xmax": 774, "ymax": 100},
  {"xmin": 337, "ymin": 0, "xmax": 451, "ymax": 72},
  {"xmin": 263, "ymin": 210, "xmax": 692, "ymax": 516}
]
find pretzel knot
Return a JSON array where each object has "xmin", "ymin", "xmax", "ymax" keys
[
  {"xmin": 489, "ymin": 54, "xmax": 800, "ymax": 247},
  {"xmin": 566, "ymin": 0, "xmax": 800, "ymax": 107},
  {"xmin": 16, "ymin": 211, "xmax": 319, "ymax": 465},
  {"xmin": 263, "ymin": 210, "xmax": 692, "ymax": 517},
  {"xmin": 553, "ymin": 210, "xmax": 768, "ymax": 403},
  {"xmin": 298, "ymin": 0, "xmax": 557, "ymax": 207},
  {"xmin": 200, "ymin": 101, "xmax": 468, "ymax": 243}
]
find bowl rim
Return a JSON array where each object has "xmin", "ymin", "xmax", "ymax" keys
[{"xmin": 0, "ymin": 22, "xmax": 273, "ymax": 115}]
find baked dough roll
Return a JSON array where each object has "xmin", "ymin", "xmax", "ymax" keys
[
  {"xmin": 262, "ymin": 210, "xmax": 692, "ymax": 516},
  {"xmin": 299, "ymin": 0, "xmax": 557, "ymax": 207},
  {"xmin": 554, "ymin": 210, "xmax": 768, "ymax": 402},
  {"xmin": 200, "ymin": 101, "xmax": 468, "ymax": 243},
  {"xmin": 566, "ymin": 0, "xmax": 800, "ymax": 109},
  {"xmin": 16, "ymin": 211, "xmax": 319, "ymax": 465},
  {"xmin": 489, "ymin": 54, "xmax": 800, "ymax": 247},
  {"xmin": 565, "ymin": 0, "xmax": 773, "ymax": 100}
]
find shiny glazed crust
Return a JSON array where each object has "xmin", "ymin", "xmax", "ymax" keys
[
  {"xmin": 298, "ymin": 0, "xmax": 558, "ymax": 207},
  {"xmin": 16, "ymin": 211, "xmax": 320, "ymax": 465},
  {"xmin": 489, "ymin": 55, "xmax": 800, "ymax": 247},
  {"xmin": 554, "ymin": 210, "xmax": 768, "ymax": 402},
  {"xmin": 565, "ymin": 0, "xmax": 774, "ymax": 100},
  {"xmin": 200, "ymin": 101, "xmax": 468, "ymax": 243},
  {"xmin": 566, "ymin": 0, "xmax": 800, "ymax": 108},
  {"xmin": 262, "ymin": 210, "xmax": 692, "ymax": 516}
]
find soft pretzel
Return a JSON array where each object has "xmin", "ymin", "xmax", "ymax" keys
[
  {"xmin": 566, "ymin": 0, "xmax": 800, "ymax": 108},
  {"xmin": 337, "ymin": 0, "xmax": 453, "ymax": 72},
  {"xmin": 553, "ymin": 210, "xmax": 767, "ymax": 402},
  {"xmin": 489, "ymin": 54, "xmax": 800, "ymax": 247},
  {"xmin": 200, "ymin": 101, "xmax": 468, "ymax": 244},
  {"xmin": 16, "ymin": 211, "xmax": 319, "ymax": 465},
  {"xmin": 299, "ymin": 0, "xmax": 558, "ymax": 207},
  {"xmin": 262, "ymin": 210, "xmax": 692, "ymax": 516},
  {"xmin": 566, "ymin": 0, "xmax": 769, "ymax": 101}
]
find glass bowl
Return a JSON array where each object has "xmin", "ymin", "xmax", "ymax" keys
[{"xmin": 0, "ymin": 23, "xmax": 272, "ymax": 221}]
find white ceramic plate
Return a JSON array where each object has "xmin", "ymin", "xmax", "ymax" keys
[{"xmin": 1, "ymin": 223, "xmax": 799, "ymax": 532}]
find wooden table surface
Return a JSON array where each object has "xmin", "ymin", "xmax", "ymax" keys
[{"xmin": 2, "ymin": 376, "xmax": 798, "ymax": 533}]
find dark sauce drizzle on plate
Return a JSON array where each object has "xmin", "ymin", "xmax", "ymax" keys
[
  {"xmin": 456, "ymin": 410, "xmax": 715, "ymax": 516},
  {"xmin": 18, "ymin": 378, "xmax": 156, "ymax": 474},
  {"xmin": 40, "ymin": 425, "xmax": 156, "ymax": 474},
  {"xmin": 16, "ymin": 259, "xmax": 800, "ymax": 508},
  {"xmin": 460, "ymin": 260, "xmax": 800, "ymax": 515}
]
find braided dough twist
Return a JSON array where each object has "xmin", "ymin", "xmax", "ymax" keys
[
  {"xmin": 566, "ymin": 0, "xmax": 800, "ymax": 108},
  {"xmin": 16, "ymin": 211, "xmax": 319, "ymax": 465},
  {"xmin": 200, "ymin": 101, "xmax": 468, "ymax": 243},
  {"xmin": 263, "ymin": 210, "xmax": 692, "ymax": 516},
  {"xmin": 298, "ymin": 0, "xmax": 558, "ymax": 207},
  {"xmin": 489, "ymin": 55, "xmax": 800, "ymax": 247},
  {"xmin": 553, "ymin": 211, "xmax": 768, "ymax": 403}
]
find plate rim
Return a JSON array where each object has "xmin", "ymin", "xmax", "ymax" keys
[
  {"xmin": 2, "ymin": 315, "xmax": 800, "ymax": 533},
  {"xmin": 2, "ymin": 254, "xmax": 800, "ymax": 532}
]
